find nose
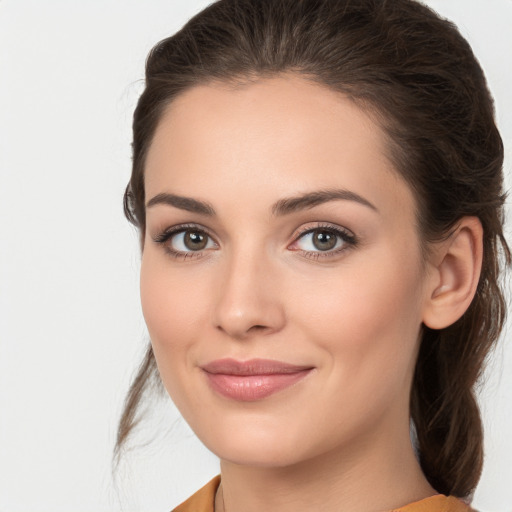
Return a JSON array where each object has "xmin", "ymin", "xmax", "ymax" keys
[{"xmin": 212, "ymin": 249, "xmax": 286, "ymax": 340}]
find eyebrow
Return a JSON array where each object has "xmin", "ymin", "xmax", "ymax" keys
[
  {"xmin": 271, "ymin": 188, "xmax": 378, "ymax": 216},
  {"xmin": 146, "ymin": 188, "xmax": 377, "ymax": 216},
  {"xmin": 146, "ymin": 193, "xmax": 215, "ymax": 215}
]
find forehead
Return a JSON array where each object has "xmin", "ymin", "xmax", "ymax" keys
[{"xmin": 144, "ymin": 74, "xmax": 415, "ymax": 222}]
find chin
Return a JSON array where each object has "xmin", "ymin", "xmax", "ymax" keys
[
  {"xmin": 201, "ymin": 427, "xmax": 309, "ymax": 468},
  {"xmin": 216, "ymin": 445, "xmax": 304, "ymax": 469}
]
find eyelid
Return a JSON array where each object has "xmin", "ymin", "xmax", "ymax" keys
[
  {"xmin": 152, "ymin": 223, "xmax": 219, "ymax": 259},
  {"xmin": 292, "ymin": 222, "xmax": 355, "ymax": 239},
  {"xmin": 151, "ymin": 222, "xmax": 213, "ymax": 241},
  {"xmin": 288, "ymin": 222, "xmax": 358, "ymax": 258}
]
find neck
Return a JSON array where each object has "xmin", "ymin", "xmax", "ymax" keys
[{"xmin": 217, "ymin": 421, "xmax": 436, "ymax": 512}]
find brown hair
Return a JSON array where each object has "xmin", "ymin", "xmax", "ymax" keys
[{"xmin": 117, "ymin": 0, "xmax": 510, "ymax": 498}]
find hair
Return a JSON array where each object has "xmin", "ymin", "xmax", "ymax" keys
[{"xmin": 116, "ymin": 0, "xmax": 510, "ymax": 499}]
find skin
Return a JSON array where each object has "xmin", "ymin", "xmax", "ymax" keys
[{"xmin": 140, "ymin": 74, "xmax": 481, "ymax": 512}]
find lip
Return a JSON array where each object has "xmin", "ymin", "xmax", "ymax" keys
[{"xmin": 201, "ymin": 358, "xmax": 314, "ymax": 401}]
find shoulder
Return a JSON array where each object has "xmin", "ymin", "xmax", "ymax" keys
[
  {"xmin": 171, "ymin": 475, "xmax": 220, "ymax": 512},
  {"xmin": 393, "ymin": 494, "xmax": 475, "ymax": 512},
  {"xmin": 171, "ymin": 481, "xmax": 475, "ymax": 512}
]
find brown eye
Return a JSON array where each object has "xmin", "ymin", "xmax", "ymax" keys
[
  {"xmin": 296, "ymin": 228, "xmax": 343, "ymax": 252},
  {"xmin": 184, "ymin": 230, "xmax": 208, "ymax": 251},
  {"xmin": 312, "ymin": 230, "xmax": 337, "ymax": 251},
  {"xmin": 290, "ymin": 225, "xmax": 357, "ymax": 258},
  {"xmin": 154, "ymin": 226, "xmax": 217, "ymax": 256}
]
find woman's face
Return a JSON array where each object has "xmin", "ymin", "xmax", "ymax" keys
[{"xmin": 141, "ymin": 75, "xmax": 433, "ymax": 468}]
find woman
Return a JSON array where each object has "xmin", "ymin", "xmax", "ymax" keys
[{"xmin": 117, "ymin": 0, "xmax": 510, "ymax": 510}]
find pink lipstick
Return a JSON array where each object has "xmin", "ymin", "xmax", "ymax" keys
[{"xmin": 201, "ymin": 358, "xmax": 313, "ymax": 401}]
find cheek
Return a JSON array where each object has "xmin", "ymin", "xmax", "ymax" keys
[
  {"xmin": 139, "ymin": 253, "xmax": 210, "ymax": 376},
  {"xmin": 293, "ymin": 251, "xmax": 425, "ymax": 390},
  {"xmin": 139, "ymin": 252, "xmax": 219, "ymax": 420}
]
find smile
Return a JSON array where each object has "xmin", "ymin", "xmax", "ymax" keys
[{"xmin": 201, "ymin": 358, "xmax": 314, "ymax": 401}]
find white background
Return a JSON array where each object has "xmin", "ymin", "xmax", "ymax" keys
[{"xmin": 0, "ymin": 1, "xmax": 510, "ymax": 511}]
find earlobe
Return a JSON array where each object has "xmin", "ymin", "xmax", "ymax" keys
[{"xmin": 422, "ymin": 217, "xmax": 483, "ymax": 330}]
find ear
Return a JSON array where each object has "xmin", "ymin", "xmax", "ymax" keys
[{"xmin": 422, "ymin": 217, "xmax": 483, "ymax": 330}]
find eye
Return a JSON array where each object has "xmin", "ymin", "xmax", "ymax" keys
[
  {"xmin": 153, "ymin": 225, "xmax": 217, "ymax": 258},
  {"xmin": 289, "ymin": 224, "xmax": 357, "ymax": 258}
]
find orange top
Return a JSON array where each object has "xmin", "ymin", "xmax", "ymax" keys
[{"xmin": 172, "ymin": 476, "xmax": 473, "ymax": 512}]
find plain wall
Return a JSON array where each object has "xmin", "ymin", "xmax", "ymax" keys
[{"xmin": 0, "ymin": 1, "xmax": 510, "ymax": 511}]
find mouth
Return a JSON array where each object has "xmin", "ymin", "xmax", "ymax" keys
[{"xmin": 201, "ymin": 358, "xmax": 314, "ymax": 401}]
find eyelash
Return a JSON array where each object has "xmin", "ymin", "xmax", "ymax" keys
[
  {"xmin": 152, "ymin": 222, "xmax": 358, "ymax": 261},
  {"xmin": 290, "ymin": 223, "xmax": 358, "ymax": 260},
  {"xmin": 152, "ymin": 223, "xmax": 217, "ymax": 260}
]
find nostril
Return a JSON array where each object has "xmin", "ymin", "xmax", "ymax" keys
[{"xmin": 212, "ymin": 291, "xmax": 286, "ymax": 339}]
